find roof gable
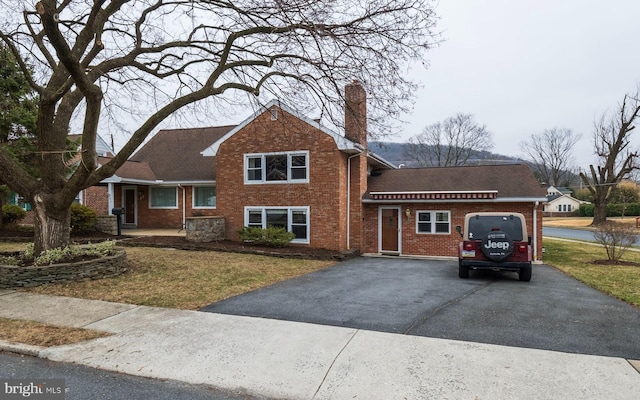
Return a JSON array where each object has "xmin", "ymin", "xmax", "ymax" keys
[
  {"xmin": 201, "ymin": 99, "xmax": 361, "ymax": 156},
  {"xmin": 68, "ymin": 134, "xmax": 114, "ymax": 156}
]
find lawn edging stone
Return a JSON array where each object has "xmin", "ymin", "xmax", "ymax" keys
[{"xmin": 0, "ymin": 248, "xmax": 127, "ymax": 288}]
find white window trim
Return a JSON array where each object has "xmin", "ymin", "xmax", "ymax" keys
[
  {"xmin": 149, "ymin": 186, "xmax": 179, "ymax": 209},
  {"xmin": 243, "ymin": 206, "xmax": 310, "ymax": 244},
  {"xmin": 192, "ymin": 185, "xmax": 217, "ymax": 209},
  {"xmin": 244, "ymin": 151, "xmax": 309, "ymax": 184},
  {"xmin": 416, "ymin": 210, "xmax": 451, "ymax": 235}
]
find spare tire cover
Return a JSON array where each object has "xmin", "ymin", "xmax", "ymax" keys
[{"xmin": 481, "ymin": 230, "xmax": 514, "ymax": 261}]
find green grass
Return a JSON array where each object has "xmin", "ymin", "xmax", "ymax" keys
[{"xmin": 543, "ymin": 238, "xmax": 640, "ymax": 307}]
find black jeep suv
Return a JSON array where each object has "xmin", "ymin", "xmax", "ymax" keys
[{"xmin": 456, "ymin": 212, "xmax": 532, "ymax": 282}]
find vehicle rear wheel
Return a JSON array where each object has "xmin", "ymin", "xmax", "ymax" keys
[
  {"xmin": 518, "ymin": 263, "xmax": 532, "ymax": 282},
  {"xmin": 459, "ymin": 262, "xmax": 470, "ymax": 279}
]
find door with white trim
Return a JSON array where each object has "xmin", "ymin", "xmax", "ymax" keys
[
  {"xmin": 379, "ymin": 206, "xmax": 401, "ymax": 254},
  {"xmin": 123, "ymin": 187, "xmax": 137, "ymax": 226}
]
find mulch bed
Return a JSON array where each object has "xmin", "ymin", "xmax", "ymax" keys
[
  {"xmin": 591, "ymin": 259, "xmax": 640, "ymax": 267},
  {"xmin": 120, "ymin": 236, "xmax": 356, "ymax": 261},
  {"xmin": 0, "ymin": 228, "xmax": 355, "ymax": 261}
]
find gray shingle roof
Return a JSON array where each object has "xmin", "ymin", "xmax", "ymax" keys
[
  {"xmin": 120, "ymin": 126, "xmax": 235, "ymax": 182},
  {"xmin": 99, "ymin": 157, "xmax": 156, "ymax": 181},
  {"xmin": 365, "ymin": 164, "xmax": 547, "ymax": 200}
]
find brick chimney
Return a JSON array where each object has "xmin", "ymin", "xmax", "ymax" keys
[
  {"xmin": 345, "ymin": 81, "xmax": 368, "ymax": 251},
  {"xmin": 344, "ymin": 80, "xmax": 367, "ymax": 148}
]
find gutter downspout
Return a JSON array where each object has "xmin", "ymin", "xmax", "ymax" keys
[
  {"xmin": 107, "ymin": 183, "xmax": 115, "ymax": 215},
  {"xmin": 533, "ymin": 201, "xmax": 539, "ymax": 261},
  {"xmin": 178, "ymin": 185, "xmax": 186, "ymax": 231},
  {"xmin": 346, "ymin": 147, "xmax": 364, "ymax": 250}
]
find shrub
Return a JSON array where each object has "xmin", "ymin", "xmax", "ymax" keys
[
  {"xmin": 578, "ymin": 203, "xmax": 594, "ymax": 217},
  {"xmin": 70, "ymin": 203, "xmax": 98, "ymax": 233},
  {"xmin": 578, "ymin": 203, "xmax": 640, "ymax": 217},
  {"xmin": 2, "ymin": 204, "xmax": 27, "ymax": 225},
  {"xmin": 593, "ymin": 221, "xmax": 638, "ymax": 262},
  {"xmin": 238, "ymin": 226, "xmax": 296, "ymax": 247},
  {"xmin": 22, "ymin": 240, "xmax": 117, "ymax": 266}
]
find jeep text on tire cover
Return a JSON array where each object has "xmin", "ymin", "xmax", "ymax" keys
[
  {"xmin": 457, "ymin": 212, "xmax": 532, "ymax": 282},
  {"xmin": 481, "ymin": 231, "xmax": 513, "ymax": 261}
]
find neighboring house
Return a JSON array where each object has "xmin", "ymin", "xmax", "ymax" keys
[
  {"xmin": 6, "ymin": 134, "xmax": 114, "ymax": 224},
  {"xmin": 103, "ymin": 81, "xmax": 547, "ymax": 260},
  {"xmin": 546, "ymin": 186, "xmax": 572, "ymax": 197},
  {"xmin": 543, "ymin": 186, "xmax": 588, "ymax": 216}
]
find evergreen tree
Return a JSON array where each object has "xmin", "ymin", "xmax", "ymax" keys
[{"xmin": 0, "ymin": 44, "xmax": 38, "ymax": 227}]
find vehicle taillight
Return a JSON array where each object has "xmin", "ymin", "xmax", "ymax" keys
[
  {"xmin": 464, "ymin": 243, "xmax": 474, "ymax": 251},
  {"xmin": 518, "ymin": 244, "xmax": 527, "ymax": 253}
]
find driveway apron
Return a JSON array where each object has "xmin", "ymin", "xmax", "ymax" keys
[{"xmin": 201, "ymin": 257, "xmax": 640, "ymax": 359}]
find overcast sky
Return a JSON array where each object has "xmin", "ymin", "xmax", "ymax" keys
[{"xmin": 398, "ymin": 0, "xmax": 640, "ymax": 170}]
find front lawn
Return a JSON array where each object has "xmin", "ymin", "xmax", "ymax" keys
[{"xmin": 24, "ymin": 246, "xmax": 335, "ymax": 310}]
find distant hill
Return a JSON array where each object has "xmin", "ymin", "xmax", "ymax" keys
[{"xmin": 368, "ymin": 141, "xmax": 522, "ymax": 168}]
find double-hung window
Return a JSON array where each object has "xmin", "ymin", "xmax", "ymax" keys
[
  {"xmin": 245, "ymin": 151, "xmax": 309, "ymax": 183},
  {"xmin": 244, "ymin": 207, "xmax": 309, "ymax": 243},
  {"xmin": 193, "ymin": 186, "xmax": 216, "ymax": 208},
  {"xmin": 416, "ymin": 211, "xmax": 451, "ymax": 234}
]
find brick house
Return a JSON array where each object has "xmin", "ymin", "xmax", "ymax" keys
[
  {"xmin": 101, "ymin": 126, "xmax": 234, "ymax": 229},
  {"xmin": 102, "ymin": 81, "xmax": 547, "ymax": 259},
  {"xmin": 362, "ymin": 164, "xmax": 547, "ymax": 259}
]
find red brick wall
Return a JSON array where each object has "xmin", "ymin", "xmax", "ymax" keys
[
  {"xmin": 348, "ymin": 152, "xmax": 367, "ymax": 250},
  {"xmin": 364, "ymin": 202, "xmax": 544, "ymax": 260},
  {"xmin": 216, "ymin": 107, "xmax": 351, "ymax": 251},
  {"xmin": 113, "ymin": 185, "xmax": 220, "ymax": 229},
  {"xmin": 82, "ymin": 185, "xmax": 109, "ymax": 215}
]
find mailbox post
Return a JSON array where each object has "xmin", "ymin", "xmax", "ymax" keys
[{"xmin": 111, "ymin": 208, "xmax": 124, "ymax": 236}]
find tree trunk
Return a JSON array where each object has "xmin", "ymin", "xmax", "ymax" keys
[
  {"xmin": 32, "ymin": 194, "xmax": 71, "ymax": 256},
  {"xmin": 591, "ymin": 196, "xmax": 608, "ymax": 226}
]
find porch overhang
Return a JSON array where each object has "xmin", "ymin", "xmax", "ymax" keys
[
  {"xmin": 101, "ymin": 176, "xmax": 216, "ymax": 186},
  {"xmin": 365, "ymin": 190, "xmax": 499, "ymax": 202}
]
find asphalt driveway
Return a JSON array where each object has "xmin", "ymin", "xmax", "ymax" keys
[{"xmin": 200, "ymin": 257, "xmax": 640, "ymax": 359}]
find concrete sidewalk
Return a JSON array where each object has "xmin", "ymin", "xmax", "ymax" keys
[{"xmin": 1, "ymin": 290, "xmax": 639, "ymax": 399}]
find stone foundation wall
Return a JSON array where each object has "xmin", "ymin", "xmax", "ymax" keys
[
  {"xmin": 186, "ymin": 216, "xmax": 225, "ymax": 243},
  {"xmin": 96, "ymin": 215, "xmax": 118, "ymax": 235},
  {"xmin": 0, "ymin": 249, "xmax": 127, "ymax": 288}
]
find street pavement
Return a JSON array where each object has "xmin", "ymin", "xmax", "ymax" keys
[
  {"xmin": 1, "ymin": 352, "xmax": 261, "ymax": 400},
  {"xmin": 544, "ymin": 226, "xmax": 640, "ymax": 245},
  {"xmin": 1, "ymin": 286, "xmax": 640, "ymax": 399}
]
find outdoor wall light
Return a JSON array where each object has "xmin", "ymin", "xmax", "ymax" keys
[{"xmin": 405, "ymin": 208, "xmax": 411, "ymax": 219}]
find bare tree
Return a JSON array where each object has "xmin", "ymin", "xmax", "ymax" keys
[
  {"xmin": 520, "ymin": 128, "xmax": 581, "ymax": 186},
  {"xmin": 593, "ymin": 221, "xmax": 638, "ymax": 262},
  {"xmin": 0, "ymin": 0, "xmax": 439, "ymax": 255},
  {"xmin": 405, "ymin": 113, "xmax": 493, "ymax": 167},
  {"xmin": 580, "ymin": 88, "xmax": 640, "ymax": 226}
]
